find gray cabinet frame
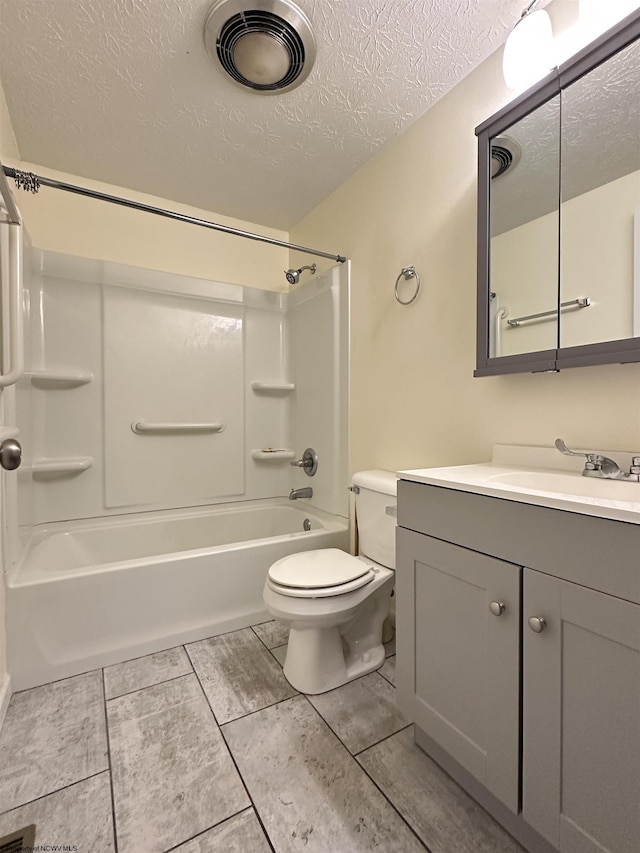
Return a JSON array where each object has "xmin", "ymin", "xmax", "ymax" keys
[{"xmin": 475, "ymin": 10, "xmax": 640, "ymax": 377}]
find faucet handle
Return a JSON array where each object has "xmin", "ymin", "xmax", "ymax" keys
[
  {"xmin": 555, "ymin": 438, "xmax": 604, "ymax": 465},
  {"xmin": 289, "ymin": 447, "xmax": 318, "ymax": 477},
  {"xmin": 555, "ymin": 438, "xmax": 589, "ymax": 459},
  {"xmin": 630, "ymin": 456, "xmax": 640, "ymax": 476}
]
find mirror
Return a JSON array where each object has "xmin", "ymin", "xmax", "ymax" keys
[
  {"xmin": 560, "ymin": 37, "xmax": 640, "ymax": 349},
  {"xmin": 489, "ymin": 96, "xmax": 560, "ymax": 358},
  {"xmin": 475, "ymin": 10, "xmax": 640, "ymax": 376}
]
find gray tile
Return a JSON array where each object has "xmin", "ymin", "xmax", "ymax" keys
[
  {"xmin": 357, "ymin": 727, "xmax": 524, "ymax": 853},
  {"xmin": 107, "ymin": 673, "xmax": 248, "ymax": 853},
  {"xmin": 252, "ymin": 620, "xmax": 289, "ymax": 649},
  {"xmin": 0, "ymin": 772, "xmax": 114, "ymax": 853},
  {"xmin": 104, "ymin": 646, "xmax": 192, "ymax": 699},
  {"xmin": 223, "ymin": 695, "xmax": 426, "ymax": 853},
  {"xmin": 172, "ymin": 809, "xmax": 271, "ymax": 853},
  {"xmin": 307, "ymin": 672, "xmax": 408, "ymax": 754},
  {"xmin": 187, "ymin": 628, "xmax": 297, "ymax": 724},
  {"xmin": 379, "ymin": 654, "xmax": 396, "ymax": 686},
  {"xmin": 0, "ymin": 671, "xmax": 108, "ymax": 813},
  {"xmin": 271, "ymin": 644, "xmax": 287, "ymax": 666}
]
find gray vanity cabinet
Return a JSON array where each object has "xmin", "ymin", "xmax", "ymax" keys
[
  {"xmin": 397, "ymin": 479, "xmax": 640, "ymax": 853},
  {"xmin": 396, "ymin": 528, "xmax": 520, "ymax": 813},
  {"xmin": 523, "ymin": 569, "xmax": 640, "ymax": 853}
]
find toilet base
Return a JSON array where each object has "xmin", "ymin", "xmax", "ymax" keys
[
  {"xmin": 280, "ymin": 577, "xmax": 393, "ymax": 694},
  {"xmin": 283, "ymin": 625, "xmax": 386, "ymax": 694}
]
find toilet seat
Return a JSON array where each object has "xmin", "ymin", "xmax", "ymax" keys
[{"xmin": 267, "ymin": 548, "xmax": 375, "ymax": 598}]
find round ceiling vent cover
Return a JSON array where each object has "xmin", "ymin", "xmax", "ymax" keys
[
  {"xmin": 204, "ymin": 0, "xmax": 316, "ymax": 94},
  {"xmin": 491, "ymin": 135, "xmax": 522, "ymax": 179}
]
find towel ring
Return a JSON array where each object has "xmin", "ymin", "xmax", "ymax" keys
[{"xmin": 394, "ymin": 266, "xmax": 421, "ymax": 305}]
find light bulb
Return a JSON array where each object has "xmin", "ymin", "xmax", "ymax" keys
[{"xmin": 503, "ymin": 9, "xmax": 555, "ymax": 91}]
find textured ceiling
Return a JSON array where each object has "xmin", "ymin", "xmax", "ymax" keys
[{"xmin": 0, "ymin": 0, "xmax": 523, "ymax": 229}]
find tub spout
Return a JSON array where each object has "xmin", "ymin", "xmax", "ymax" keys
[{"xmin": 289, "ymin": 487, "xmax": 313, "ymax": 500}]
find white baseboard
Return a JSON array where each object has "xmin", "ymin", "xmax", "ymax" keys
[{"xmin": 0, "ymin": 672, "xmax": 11, "ymax": 735}]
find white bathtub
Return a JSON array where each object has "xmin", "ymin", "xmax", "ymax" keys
[{"xmin": 7, "ymin": 499, "xmax": 349, "ymax": 690}]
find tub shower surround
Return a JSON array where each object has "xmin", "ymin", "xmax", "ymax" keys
[{"xmin": 6, "ymin": 250, "xmax": 349, "ymax": 689}]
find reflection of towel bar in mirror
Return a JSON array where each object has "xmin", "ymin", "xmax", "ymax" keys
[
  {"xmin": 131, "ymin": 420, "xmax": 224, "ymax": 434},
  {"xmin": 506, "ymin": 297, "xmax": 591, "ymax": 328}
]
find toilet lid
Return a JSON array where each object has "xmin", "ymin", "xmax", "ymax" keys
[
  {"xmin": 266, "ymin": 571, "xmax": 375, "ymax": 598},
  {"xmin": 268, "ymin": 548, "xmax": 371, "ymax": 590}
]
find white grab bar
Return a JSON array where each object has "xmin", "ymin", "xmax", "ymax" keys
[
  {"xmin": 0, "ymin": 222, "xmax": 24, "ymax": 388},
  {"xmin": 131, "ymin": 420, "xmax": 224, "ymax": 434}
]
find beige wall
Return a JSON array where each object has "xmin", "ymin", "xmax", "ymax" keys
[
  {"xmin": 0, "ymin": 157, "xmax": 290, "ymax": 292},
  {"xmin": 0, "ymin": 78, "xmax": 19, "ymax": 161},
  {"xmin": 290, "ymin": 47, "xmax": 640, "ymax": 475}
]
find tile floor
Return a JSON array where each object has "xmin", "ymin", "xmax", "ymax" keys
[{"xmin": 0, "ymin": 620, "xmax": 524, "ymax": 853}]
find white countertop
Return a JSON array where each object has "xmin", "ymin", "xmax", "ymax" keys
[{"xmin": 398, "ymin": 443, "xmax": 640, "ymax": 525}]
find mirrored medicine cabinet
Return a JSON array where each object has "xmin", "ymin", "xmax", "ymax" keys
[{"xmin": 475, "ymin": 10, "xmax": 640, "ymax": 376}]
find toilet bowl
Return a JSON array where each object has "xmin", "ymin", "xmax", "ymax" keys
[{"xmin": 263, "ymin": 470, "xmax": 397, "ymax": 694}]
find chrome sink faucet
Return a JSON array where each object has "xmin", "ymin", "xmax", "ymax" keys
[{"xmin": 555, "ymin": 438, "xmax": 640, "ymax": 481}]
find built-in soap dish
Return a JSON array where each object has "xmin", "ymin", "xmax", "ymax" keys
[
  {"xmin": 31, "ymin": 457, "xmax": 94, "ymax": 479},
  {"xmin": 28, "ymin": 369, "xmax": 93, "ymax": 389}
]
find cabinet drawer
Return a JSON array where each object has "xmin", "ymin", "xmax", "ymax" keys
[{"xmin": 398, "ymin": 480, "xmax": 640, "ymax": 604}]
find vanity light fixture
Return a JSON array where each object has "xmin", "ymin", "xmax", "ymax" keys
[{"xmin": 503, "ymin": 0, "xmax": 555, "ymax": 91}]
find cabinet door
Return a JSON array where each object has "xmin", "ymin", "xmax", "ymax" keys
[
  {"xmin": 523, "ymin": 569, "xmax": 640, "ymax": 852},
  {"xmin": 396, "ymin": 528, "xmax": 520, "ymax": 812}
]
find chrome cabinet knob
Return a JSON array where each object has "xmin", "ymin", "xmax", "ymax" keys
[
  {"xmin": 0, "ymin": 438, "xmax": 22, "ymax": 471},
  {"xmin": 489, "ymin": 601, "xmax": 505, "ymax": 616},
  {"xmin": 528, "ymin": 616, "xmax": 547, "ymax": 633}
]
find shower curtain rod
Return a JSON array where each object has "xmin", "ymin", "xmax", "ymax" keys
[{"xmin": 2, "ymin": 165, "xmax": 347, "ymax": 264}]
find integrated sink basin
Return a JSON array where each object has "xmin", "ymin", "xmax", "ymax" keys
[
  {"xmin": 398, "ymin": 443, "xmax": 640, "ymax": 524},
  {"xmin": 487, "ymin": 469, "xmax": 640, "ymax": 503}
]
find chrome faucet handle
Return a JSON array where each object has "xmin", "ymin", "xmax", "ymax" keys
[
  {"xmin": 556, "ymin": 438, "xmax": 605, "ymax": 465},
  {"xmin": 555, "ymin": 438, "xmax": 622, "ymax": 479},
  {"xmin": 555, "ymin": 438, "xmax": 589, "ymax": 459},
  {"xmin": 629, "ymin": 456, "xmax": 640, "ymax": 480},
  {"xmin": 289, "ymin": 447, "xmax": 318, "ymax": 477}
]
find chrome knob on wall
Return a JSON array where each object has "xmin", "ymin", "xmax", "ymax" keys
[
  {"xmin": 0, "ymin": 437, "xmax": 22, "ymax": 470},
  {"xmin": 290, "ymin": 447, "xmax": 318, "ymax": 477}
]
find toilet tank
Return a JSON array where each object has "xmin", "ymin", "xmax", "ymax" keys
[{"xmin": 352, "ymin": 470, "xmax": 397, "ymax": 569}]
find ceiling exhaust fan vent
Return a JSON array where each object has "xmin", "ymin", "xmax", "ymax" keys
[
  {"xmin": 204, "ymin": 0, "xmax": 316, "ymax": 94},
  {"xmin": 491, "ymin": 135, "xmax": 522, "ymax": 178}
]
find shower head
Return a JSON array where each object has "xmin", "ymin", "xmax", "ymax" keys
[{"xmin": 285, "ymin": 263, "xmax": 316, "ymax": 285}]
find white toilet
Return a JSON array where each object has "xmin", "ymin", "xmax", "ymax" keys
[{"xmin": 263, "ymin": 470, "xmax": 397, "ymax": 694}]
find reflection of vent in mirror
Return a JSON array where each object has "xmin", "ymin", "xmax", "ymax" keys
[{"xmin": 491, "ymin": 136, "xmax": 522, "ymax": 178}]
